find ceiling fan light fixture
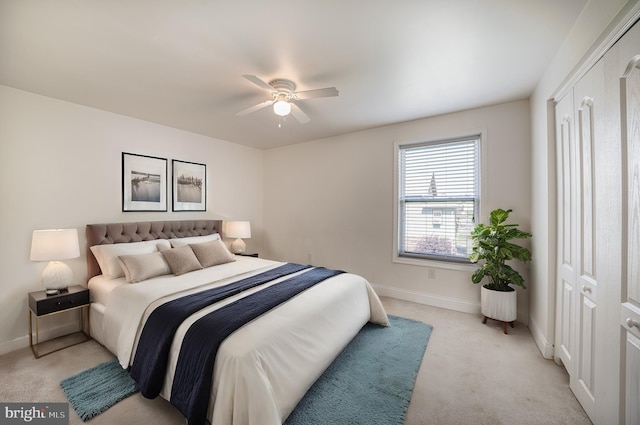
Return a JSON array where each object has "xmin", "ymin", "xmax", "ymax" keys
[
  {"xmin": 237, "ymin": 75, "xmax": 338, "ymax": 123},
  {"xmin": 273, "ymin": 100, "xmax": 291, "ymax": 116}
]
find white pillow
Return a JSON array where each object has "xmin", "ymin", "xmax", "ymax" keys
[
  {"xmin": 118, "ymin": 251, "xmax": 171, "ymax": 283},
  {"xmin": 169, "ymin": 233, "xmax": 220, "ymax": 247},
  {"xmin": 90, "ymin": 239, "xmax": 171, "ymax": 279}
]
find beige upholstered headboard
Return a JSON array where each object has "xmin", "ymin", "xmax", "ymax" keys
[{"xmin": 86, "ymin": 220, "xmax": 223, "ymax": 279}]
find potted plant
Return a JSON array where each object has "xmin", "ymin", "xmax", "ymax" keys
[{"xmin": 469, "ymin": 208, "xmax": 532, "ymax": 333}]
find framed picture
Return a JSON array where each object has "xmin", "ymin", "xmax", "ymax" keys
[
  {"xmin": 122, "ymin": 152, "xmax": 168, "ymax": 212},
  {"xmin": 172, "ymin": 159, "xmax": 206, "ymax": 211}
]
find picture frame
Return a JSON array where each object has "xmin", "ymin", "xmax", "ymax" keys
[
  {"xmin": 122, "ymin": 152, "xmax": 168, "ymax": 212},
  {"xmin": 172, "ymin": 159, "xmax": 206, "ymax": 211}
]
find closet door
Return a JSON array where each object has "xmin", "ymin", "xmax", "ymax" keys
[
  {"xmin": 617, "ymin": 22, "xmax": 640, "ymax": 425},
  {"xmin": 570, "ymin": 57, "xmax": 605, "ymax": 421},
  {"xmin": 555, "ymin": 18, "xmax": 639, "ymax": 425},
  {"xmin": 554, "ymin": 92, "xmax": 576, "ymax": 372}
]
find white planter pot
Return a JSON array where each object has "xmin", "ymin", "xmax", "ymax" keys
[{"xmin": 481, "ymin": 286, "xmax": 517, "ymax": 322}]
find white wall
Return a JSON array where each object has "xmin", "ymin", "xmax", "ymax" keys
[
  {"xmin": 264, "ymin": 100, "xmax": 531, "ymax": 321},
  {"xmin": 0, "ymin": 85, "xmax": 264, "ymax": 353},
  {"xmin": 528, "ymin": 0, "xmax": 634, "ymax": 358}
]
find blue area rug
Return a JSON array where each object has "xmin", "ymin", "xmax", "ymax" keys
[
  {"xmin": 285, "ymin": 315, "xmax": 433, "ymax": 425},
  {"xmin": 60, "ymin": 358, "xmax": 138, "ymax": 421}
]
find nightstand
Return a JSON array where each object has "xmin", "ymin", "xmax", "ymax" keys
[
  {"xmin": 28, "ymin": 285, "xmax": 90, "ymax": 358},
  {"xmin": 236, "ymin": 253, "xmax": 259, "ymax": 257}
]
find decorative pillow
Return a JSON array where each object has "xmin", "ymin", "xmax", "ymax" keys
[
  {"xmin": 161, "ymin": 245, "xmax": 203, "ymax": 276},
  {"xmin": 189, "ymin": 239, "xmax": 236, "ymax": 268},
  {"xmin": 117, "ymin": 251, "xmax": 171, "ymax": 283},
  {"xmin": 169, "ymin": 233, "xmax": 220, "ymax": 248},
  {"xmin": 90, "ymin": 240, "xmax": 171, "ymax": 279}
]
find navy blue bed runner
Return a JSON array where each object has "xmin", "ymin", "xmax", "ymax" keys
[
  {"xmin": 130, "ymin": 263, "xmax": 310, "ymax": 396},
  {"xmin": 129, "ymin": 263, "xmax": 344, "ymax": 425}
]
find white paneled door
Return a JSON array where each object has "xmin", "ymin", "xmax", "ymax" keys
[
  {"xmin": 568, "ymin": 56, "xmax": 606, "ymax": 421},
  {"xmin": 555, "ymin": 19, "xmax": 639, "ymax": 425},
  {"xmin": 554, "ymin": 91, "xmax": 576, "ymax": 373},
  {"xmin": 618, "ymin": 22, "xmax": 640, "ymax": 425},
  {"xmin": 572, "ymin": 62, "xmax": 601, "ymax": 418}
]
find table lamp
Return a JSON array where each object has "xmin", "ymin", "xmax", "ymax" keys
[
  {"xmin": 30, "ymin": 229, "xmax": 80, "ymax": 295},
  {"xmin": 226, "ymin": 221, "xmax": 251, "ymax": 254}
]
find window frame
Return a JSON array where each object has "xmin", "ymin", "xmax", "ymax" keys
[{"xmin": 392, "ymin": 131, "xmax": 486, "ymax": 271}]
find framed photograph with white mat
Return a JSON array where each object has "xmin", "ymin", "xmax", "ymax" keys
[
  {"xmin": 172, "ymin": 159, "xmax": 206, "ymax": 211},
  {"xmin": 122, "ymin": 152, "xmax": 167, "ymax": 212}
]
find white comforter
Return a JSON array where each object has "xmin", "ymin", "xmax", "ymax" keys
[{"xmin": 97, "ymin": 257, "xmax": 389, "ymax": 425}]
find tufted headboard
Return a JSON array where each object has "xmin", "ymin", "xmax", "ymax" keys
[{"xmin": 86, "ymin": 220, "xmax": 223, "ymax": 279}]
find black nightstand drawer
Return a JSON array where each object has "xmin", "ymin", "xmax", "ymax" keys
[{"xmin": 29, "ymin": 286, "xmax": 90, "ymax": 316}]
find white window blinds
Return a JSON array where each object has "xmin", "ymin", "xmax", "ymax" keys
[{"xmin": 398, "ymin": 136, "xmax": 480, "ymax": 262}]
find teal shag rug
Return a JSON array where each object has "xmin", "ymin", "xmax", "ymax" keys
[
  {"xmin": 285, "ymin": 315, "xmax": 432, "ymax": 425},
  {"xmin": 60, "ymin": 358, "xmax": 138, "ymax": 421},
  {"xmin": 60, "ymin": 315, "xmax": 432, "ymax": 424}
]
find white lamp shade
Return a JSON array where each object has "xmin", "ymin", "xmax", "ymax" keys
[
  {"xmin": 226, "ymin": 221, "xmax": 251, "ymax": 239},
  {"xmin": 30, "ymin": 229, "xmax": 79, "ymax": 294},
  {"xmin": 30, "ymin": 229, "xmax": 80, "ymax": 261},
  {"xmin": 273, "ymin": 100, "xmax": 291, "ymax": 117}
]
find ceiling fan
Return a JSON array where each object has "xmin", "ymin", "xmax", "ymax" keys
[{"xmin": 235, "ymin": 75, "xmax": 339, "ymax": 124}]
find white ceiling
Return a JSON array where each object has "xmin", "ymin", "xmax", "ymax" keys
[{"xmin": 0, "ymin": 0, "xmax": 587, "ymax": 150}]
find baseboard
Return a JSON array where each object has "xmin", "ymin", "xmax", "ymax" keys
[
  {"xmin": 372, "ymin": 284, "xmax": 481, "ymax": 315},
  {"xmin": 528, "ymin": 316, "xmax": 554, "ymax": 359},
  {"xmin": 0, "ymin": 322, "xmax": 81, "ymax": 356}
]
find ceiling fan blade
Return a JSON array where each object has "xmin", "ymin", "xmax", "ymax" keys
[
  {"xmin": 235, "ymin": 99, "xmax": 274, "ymax": 116},
  {"xmin": 290, "ymin": 102, "xmax": 311, "ymax": 124},
  {"xmin": 242, "ymin": 74, "xmax": 275, "ymax": 92},
  {"xmin": 294, "ymin": 87, "xmax": 339, "ymax": 99}
]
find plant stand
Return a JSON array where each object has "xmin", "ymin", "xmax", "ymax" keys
[
  {"xmin": 482, "ymin": 315, "xmax": 515, "ymax": 334},
  {"xmin": 480, "ymin": 286, "xmax": 517, "ymax": 334}
]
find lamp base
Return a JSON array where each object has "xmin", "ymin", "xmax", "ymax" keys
[
  {"xmin": 45, "ymin": 287, "xmax": 69, "ymax": 296},
  {"xmin": 230, "ymin": 238, "xmax": 246, "ymax": 254},
  {"xmin": 42, "ymin": 261, "xmax": 73, "ymax": 295}
]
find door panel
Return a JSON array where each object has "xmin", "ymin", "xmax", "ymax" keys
[
  {"xmin": 570, "ymin": 59, "xmax": 604, "ymax": 420},
  {"xmin": 555, "ymin": 94, "xmax": 576, "ymax": 370},
  {"xmin": 620, "ymin": 27, "xmax": 640, "ymax": 424},
  {"xmin": 577, "ymin": 294, "xmax": 596, "ymax": 402},
  {"xmin": 578, "ymin": 98, "xmax": 595, "ymax": 281},
  {"xmin": 559, "ymin": 278, "xmax": 574, "ymax": 362},
  {"xmin": 621, "ymin": 55, "xmax": 640, "ymax": 307},
  {"xmin": 624, "ymin": 329, "xmax": 640, "ymax": 425}
]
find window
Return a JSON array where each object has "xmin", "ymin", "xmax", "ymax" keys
[{"xmin": 396, "ymin": 135, "xmax": 481, "ymax": 263}]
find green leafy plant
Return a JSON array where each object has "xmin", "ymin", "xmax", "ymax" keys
[{"xmin": 469, "ymin": 208, "xmax": 532, "ymax": 291}]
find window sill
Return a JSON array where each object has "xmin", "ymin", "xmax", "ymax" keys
[{"xmin": 392, "ymin": 255, "xmax": 478, "ymax": 272}]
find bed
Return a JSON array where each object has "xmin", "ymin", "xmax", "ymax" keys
[{"xmin": 85, "ymin": 220, "xmax": 388, "ymax": 425}]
